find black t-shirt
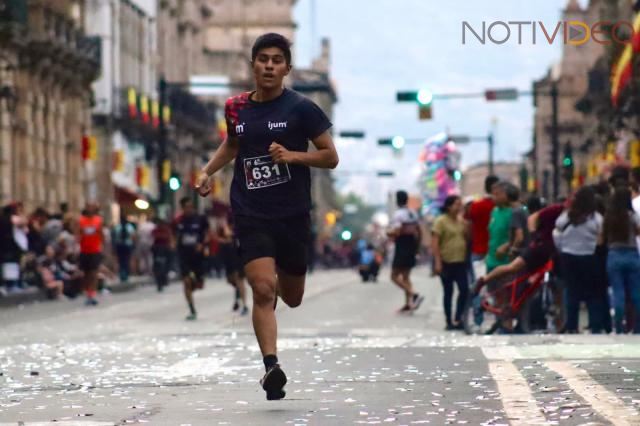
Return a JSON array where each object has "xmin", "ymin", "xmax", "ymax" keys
[
  {"xmin": 173, "ymin": 213, "xmax": 208, "ymax": 252},
  {"xmin": 225, "ymin": 88, "xmax": 332, "ymax": 219}
]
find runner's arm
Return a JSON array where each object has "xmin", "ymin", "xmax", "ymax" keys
[
  {"xmin": 195, "ymin": 137, "xmax": 239, "ymax": 196},
  {"xmin": 271, "ymin": 130, "xmax": 339, "ymax": 169},
  {"xmin": 200, "ymin": 136, "xmax": 239, "ymax": 177}
]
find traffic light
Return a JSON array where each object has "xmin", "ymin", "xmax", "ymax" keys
[
  {"xmin": 417, "ymin": 89, "xmax": 433, "ymax": 106},
  {"xmin": 169, "ymin": 173, "xmax": 181, "ymax": 191},
  {"xmin": 391, "ymin": 136, "xmax": 406, "ymax": 150},
  {"xmin": 562, "ymin": 143, "xmax": 574, "ymax": 182},
  {"xmin": 396, "ymin": 89, "xmax": 433, "ymax": 104},
  {"xmin": 341, "ymin": 230, "xmax": 353, "ymax": 241}
]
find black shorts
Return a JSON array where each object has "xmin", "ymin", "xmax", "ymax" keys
[
  {"xmin": 392, "ymin": 238, "xmax": 418, "ymax": 269},
  {"xmin": 78, "ymin": 253, "xmax": 102, "ymax": 272},
  {"xmin": 220, "ymin": 242, "xmax": 243, "ymax": 278},
  {"xmin": 234, "ymin": 213, "xmax": 311, "ymax": 276},
  {"xmin": 178, "ymin": 249, "xmax": 205, "ymax": 284}
]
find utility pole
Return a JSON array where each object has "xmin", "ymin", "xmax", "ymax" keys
[
  {"xmin": 157, "ymin": 75, "xmax": 168, "ymax": 207},
  {"xmin": 488, "ymin": 132, "xmax": 494, "ymax": 175},
  {"xmin": 550, "ymin": 81, "xmax": 560, "ymax": 201}
]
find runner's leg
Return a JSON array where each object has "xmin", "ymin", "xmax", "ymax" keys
[
  {"xmin": 245, "ymin": 257, "xmax": 278, "ymax": 356},
  {"xmin": 276, "ymin": 267, "xmax": 305, "ymax": 308},
  {"xmin": 183, "ymin": 276, "xmax": 196, "ymax": 318}
]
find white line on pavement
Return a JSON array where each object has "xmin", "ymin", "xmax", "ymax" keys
[
  {"xmin": 488, "ymin": 361, "xmax": 548, "ymax": 425},
  {"xmin": 546, "ymin": 361, "xmax": 639, "ymax": 426}
]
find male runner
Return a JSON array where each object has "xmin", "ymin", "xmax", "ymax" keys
[
  {"xmin": 77, "ymin": 202, "xmax": 103, "ymax": 306},
  {"xmin": 387, "ymin": 190, "xmax": 424, "ymax": 313},
  {"xmin": 195, "ymin": 33, "xmax": 338, "ymax": 400},
  {"xmin": 173, "ymin": 197, "xmax": 209, "ymax": 321}
]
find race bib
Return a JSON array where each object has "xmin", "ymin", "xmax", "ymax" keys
[
  {"xmin": 84, "ymin": 226, "xmax": 96, "ymax": 235},
  {"xmin": 244, "ymin": 155, "xmax": 291, "ymax": 190},
  {"xmin": 181, "ymin": 234, "xmax": 198, "ymax": 246}
]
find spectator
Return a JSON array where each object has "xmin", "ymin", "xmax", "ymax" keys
[
  {"xmin": 135, "ymin": 216, "xmax": 155, "ymax": 275},
  {"xmin": 466, "ymin": 175, "xmax": 499, "ymax": 277},
  {"xmin": 28, "ymin": 208, "xmax": 48, "ymax": 257},
  {"xmin": 603, "ymin": 187, "xmax": 640, "ymax": 334},
  {"xmin": 486, "ymin": 181, "xmax": 513, "ymax": 273},
  {"xmin": 1, "ymin": 202, "xmax": 28, "ymax": 293},
  {"xmin": 77, "ymin": 202, "xmax": 104, "ymax": 306},
  {"xmin": 111, "ymin": 212, "xmax": 137, "ymax": 283},
  {"xmin": 554, "ymin": 186, "xmax": 604, "ymax": 333},
  {"xmin": 152, "ymin": 217, "xmax": 173, "ymax": 292},
  {"xmin": 359, "ymin": 243, "xmax": 380, "ymax": 283},
  {"xmin": 506, "ymin": 185, "xmax": 529, "ymax": 259},
  {"xmin": 432, "ymin": 195, "xmax": 469, "ymax": 330},
  {"xmin": 37, "ymin": 245, "xmax": 64, "ymax": 299}
]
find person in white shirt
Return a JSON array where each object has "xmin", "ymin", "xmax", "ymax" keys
[
  {"xmin": 387, "ymin": 191, "xmax": 424, "ymax": 313},
  {"xmin": 553, "ymin": 186, "xmax": 604, "ymax": 333}
]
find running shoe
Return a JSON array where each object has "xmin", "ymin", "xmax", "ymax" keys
[
  {"xmin": 232, "ymin": 301, "xmax": 240, "ymax": 312},
  {"xmin": 397, "ymin": 304, "xmax": 412, "ymax": 314},
  {"xmin": 85, "ymin": 298, "xmax": 98, "ymax": 306},
  {"xmin": 185, "ymin": 313, "xmax": 197, "ymax": 321},
  {"xmin": 411, "ymin": 293, "xmax": 425, "ymax": 311},
  {"xmin": 240, "ymin": 306, "xmax": 249, "ymax": 316},
  {"xmin": 260, "ymin": 364, "xmax": 287, "ymax": 400}
]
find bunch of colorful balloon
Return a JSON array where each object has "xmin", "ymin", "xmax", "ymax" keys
[{"xmin": 418, "ymin": 132, "xmax": 461, "ymax": 217}]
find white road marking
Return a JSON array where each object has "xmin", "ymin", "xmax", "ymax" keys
[
  {"xmin": 488, "ymin": 361, "xmax": 547, "ymax": 425},
  {"xmin": 546, "ymin": 361, "xmax": 639, "ymax": 426},
  {"xmin": 0, "ymin": 423, "xmax": 114, "ymax": 426},
  {"xmin": 482, "ymin": 343, "xmax": 640, "ymax": 360}
]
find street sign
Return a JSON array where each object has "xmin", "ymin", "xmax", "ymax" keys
[
  {"xmin": 449, "ymin": 135, "xmax": 470, "ymax": 144},
  {"xmin": 419, "ymin": 104, "xmax": 432, "ymax": 120},
  {"xmin": 485, "ymin": 88, "xmax": 518, "ymax": 101},
  {"xmin": 339, "ymin": 130, "xmax": 366, "ymax": 138}
]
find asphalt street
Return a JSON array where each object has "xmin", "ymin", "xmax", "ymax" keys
[{"xmin": 1, "ymin": 267, "xmax": 639, "ymax": 425}]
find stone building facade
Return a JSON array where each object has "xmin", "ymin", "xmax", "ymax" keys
[
  {"xmin": 531, "ymin": 0, "xmax": 605, "ymax": 199},
  {"xmin": 0, "ymin": 0, "xmax": 100, "ymax": 213}
]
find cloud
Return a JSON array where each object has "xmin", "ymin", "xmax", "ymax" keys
[{"xmin": 295, "ymin": 0, "xmax": 567, "ymax": 203}]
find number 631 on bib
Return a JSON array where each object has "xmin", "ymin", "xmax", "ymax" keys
[{"xmin": 244, "ymin": 155, "xmax": 292, "ymax": 190}]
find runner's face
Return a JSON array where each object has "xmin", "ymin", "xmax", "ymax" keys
[{"xmin": 253, "ymin": 47, "xmax": 290, "ymax": 90}]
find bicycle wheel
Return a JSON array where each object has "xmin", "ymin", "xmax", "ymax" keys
[{"xmin": 462, "ymin": 286, "xmax": 502, "ymax": 335}]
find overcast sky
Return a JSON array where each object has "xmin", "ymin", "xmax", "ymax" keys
[{"xmin": 292, "ymin": 0, "xmax": 587, "ymax": 204}]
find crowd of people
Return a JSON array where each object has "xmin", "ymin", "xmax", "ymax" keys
[
  {"xmin": 0, "ymin": 198, "xmax": 250, "ymax": 314},
  {"xmin": 425, "ymin": 166, "xmax": 640, "ymax": 334}
]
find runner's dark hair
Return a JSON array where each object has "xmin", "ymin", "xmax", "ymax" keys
[{"xmin": 252, "ymin": 33, "xmax": 292, "ymax": 65}]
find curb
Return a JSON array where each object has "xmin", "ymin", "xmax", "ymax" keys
[{"xmin": 0, "ymin": 276, "xmax": 156, "ymax": 308}]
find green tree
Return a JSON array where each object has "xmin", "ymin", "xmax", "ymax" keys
[{"xmin": 336, "ymin": 192, "xmax": 378, "ymax": 237}]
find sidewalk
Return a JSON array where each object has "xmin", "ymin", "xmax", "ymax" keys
[{"xmin": 0, "ymin": 275, "xmax": 159, "ymax": 308}]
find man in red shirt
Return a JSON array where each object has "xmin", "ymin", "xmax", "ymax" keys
[
  {"xmin": 77, "ymin": 202, "xmax": 103, "ymax": 306},
  {"xmin": 465, "ymin": 176, "xmax": 499, "ymax": 265}
]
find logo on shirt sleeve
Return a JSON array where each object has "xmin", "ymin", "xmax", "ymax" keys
[{"xmin": 235, "ymin": 122, "xmax": 246, "ymax": 136}]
